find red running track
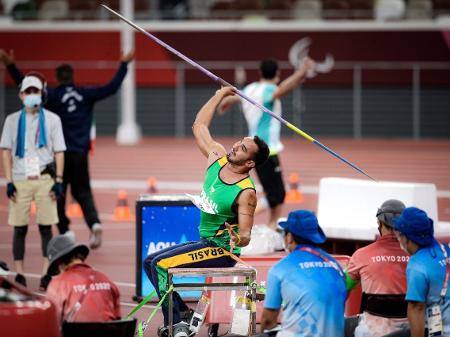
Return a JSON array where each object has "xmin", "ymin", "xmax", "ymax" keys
[{"xmin": 0, "ymin": 137, "xmax": 449, "ymax": 336}]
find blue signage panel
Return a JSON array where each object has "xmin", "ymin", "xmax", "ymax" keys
[{"xmin": 137, "ymin": 200, "xmax": 202, "ymax": 298}]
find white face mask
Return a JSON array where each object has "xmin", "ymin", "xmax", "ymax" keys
[{"xmin": 23, "ymin": 94, "xmax": 42, "ymax": 108}]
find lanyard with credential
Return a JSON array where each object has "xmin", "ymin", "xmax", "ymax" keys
[
  {"xmin": 296, "ymin": 245, "xmax": 346, "ymax": 283},
  {"xmin": 439, "ymin": 244, "xmax": 450, "ymax": 304}
]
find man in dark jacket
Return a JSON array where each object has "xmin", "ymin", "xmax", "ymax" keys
[{"xmin": 0, "ymin": 49, "xmax": 134, "ymax": 249}]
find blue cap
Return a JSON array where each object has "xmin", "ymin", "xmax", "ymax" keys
[
  {"xmin": 278, "ymin": 210, "xmax": 326, "ymax": 244},
  {"xmin": 393, "ymin": 207, "xmax": 434, "ymax": 247}
]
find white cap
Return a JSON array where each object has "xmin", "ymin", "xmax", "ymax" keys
[{"xmin": 20, "ymin": 76, "xmax": 43, "ymax": 92}]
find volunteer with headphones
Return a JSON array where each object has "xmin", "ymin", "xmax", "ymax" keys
[{"xmin": 0, "ymin": 72, "xmax": 66, "ymax": 291}]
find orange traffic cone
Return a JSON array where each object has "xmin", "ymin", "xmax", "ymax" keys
[
  {"xmin": 30, "ymin": 201, "xmax": 36, "ymax": 215},
  {"xmin": 112, "ymin": 190, "xmax": 133, "ymax": 221},
  {"xmin": 67, "ymin": 198, "xmax": 83, "ymax": 218},
  {"xmin": 284, "ymin": 173, "xmax": 303, "ymax": 203},
  {"xmin": 147, "ymin": 176, "xmax": 158, "ymax": 194}
]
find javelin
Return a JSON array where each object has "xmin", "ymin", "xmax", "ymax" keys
[{"xmin": 101, "ymin": 4, "xmax": 375, "ymax": 181}]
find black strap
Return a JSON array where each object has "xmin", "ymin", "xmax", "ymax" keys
[{"xmin": 360, "ymin": 292, "xmax": 407, "ymax": 318}]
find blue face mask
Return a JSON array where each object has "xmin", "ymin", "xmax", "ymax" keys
[{"xmin": 23, "ymin": 94, "xmax": 42, "ymax": 108}]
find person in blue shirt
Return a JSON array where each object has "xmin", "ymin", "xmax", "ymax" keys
[
  {"xmin": 261, "ymin": 209, "xmax": 347, "ymax": 337},
  {"xmin": 390, "ymin": 207, "xmax": 450, "ymax": 337},
  {"xmin": 0, "ymin": 49, "xmax": 134, "ymax": 249}
]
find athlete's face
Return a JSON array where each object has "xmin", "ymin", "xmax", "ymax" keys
[{"xmin": 227, "ymin": 137, "xmax": 258, "ymax": 167}]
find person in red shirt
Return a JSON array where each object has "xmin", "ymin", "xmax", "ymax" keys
[
  {"xmin": 345, "ymin": 199, "xmax": 410, "ymax": 337},
  {"xmin": 45, "ymin": 235, "xmax": 120, "ymax": 323}
]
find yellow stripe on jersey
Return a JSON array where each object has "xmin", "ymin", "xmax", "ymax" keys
[
  {"xmin": 157, "ymin": 246, "xmax": 231, "ymax": 269},
  {"xmin": 218, "ymin": 157, "xmax": 228, "ymax": 167},
  {"xmin": 237, "ymin": 178, "xmax": 254, "ymax": 190}
]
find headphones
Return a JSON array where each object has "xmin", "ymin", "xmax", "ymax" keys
[{"xmin": 20, "ymin": 71, "xmax": 48, "ymax": 104}]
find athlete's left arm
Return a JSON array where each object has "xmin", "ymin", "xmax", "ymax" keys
[
  {"xmin": 234, "ymin": 189, "xmax": 257, "ymax": 247},
  {"xmin": 193, "ymin": 86, "xmax": 236, "ymax": 161}
]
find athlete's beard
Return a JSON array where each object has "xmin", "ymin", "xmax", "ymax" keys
[{"xmin": 227, "ymin": 152, "xmax": 246, "ymax": 165}]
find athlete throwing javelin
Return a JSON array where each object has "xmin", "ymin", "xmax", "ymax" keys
[{"xmin": 143, "ymin": 86, "xmax": 269, "ymax": 337}]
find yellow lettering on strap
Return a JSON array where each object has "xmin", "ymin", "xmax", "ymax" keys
[{"xmin": 157, "ymin": 247, "xmax": 230, "ymax": 269}]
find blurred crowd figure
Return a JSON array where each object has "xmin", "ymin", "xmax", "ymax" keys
[
  {"xmin": 46, "ymin": 235, "xmax": 121, "ymax": 323},
  {"xmin": 0, "ymin": 71, "xmax": 66, "ymax": 290},
  {"xmin": 0, "ymin": 48, "xmax": 135, "ymax": 251},
  {"xmin": 219, "ymin": 57, "xmax": 316, "ymax": 241},
  {"xmin": 259, "ymin": 210, "xmax": 347, "ymax": 337},
  {"xmin": 388, "ymin": 207, "xmax": 450, "ymax": 337},
  {"xmin": 345, "ymin": 200, "xmax": 409, "ymax": 337}
]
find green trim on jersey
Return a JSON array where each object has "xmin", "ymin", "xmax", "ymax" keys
[{"xmin": 199, "ymin": 156, "xmax": 255, "ymax": 255}]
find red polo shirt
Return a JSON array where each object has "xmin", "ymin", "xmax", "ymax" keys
[
  {"xmin": 347, "ymin": 234, "xmax": 409, "ymax": 294},
  {"xmin": 46, "ymin": 263, "xmax": 121, "ymax": 322}
]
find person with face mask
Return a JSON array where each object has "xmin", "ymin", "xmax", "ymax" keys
[
  {"xmin": 0, "ymin": 49, "xmax": 134, "ymax": 250},
  {"xmin": 344, "ymin": 199, "xmax": 410, "ymax": 337},
  {"xmin": 0, "ymin": 73, "xmax": 66, "ymax": 291},
  {"xmin": 389, "ymin": 207, "xmax": 450, "ymax": 337},
  {"xmin": 260, "ymin": 209, "xmax": 347, "ymax": 337}
]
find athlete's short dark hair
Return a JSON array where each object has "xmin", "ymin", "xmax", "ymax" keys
[
  {"xmin": 56, "ymin": 64, "xmax": 74, "ymax": 85},
  {"xmin": 253, "ymin": 136, "xmax": 270, "ymax": 167},
  {"xmin": 260, "ymin": 59, "xmax": 278, "ymax": 80}
]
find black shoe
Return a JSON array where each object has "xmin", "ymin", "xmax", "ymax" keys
[
  {"xmin": 181, "ymin": 308, "xmax": 194, "ymax": 322},
  {"xmin": 158, "ymin": 322, "xmax": 194, "ymax": 337},
  {"xmin": 15, "ymin": 274, "xmax": 27, "ymax": 287},
  {"xmin": 157, "ymin": 325, "xmax": 168, "ymax": 337},
  {"xmin": 39, "ymin": 274, "xmax": 52, "ymax": 291}
]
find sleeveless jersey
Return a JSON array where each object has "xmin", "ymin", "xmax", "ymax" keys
[{"xmin": 199, "ymin": 156, "xmax": 255, "ymax": 254}]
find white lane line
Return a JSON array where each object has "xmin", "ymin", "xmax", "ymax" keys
[
  {"xmin": 8, "ymin": 271, "xmax": 136, "ymax": 288},
  {"xmin": 0, "ymin": 241, "xmax": 135, "ymax": 249},
  {"xmin": 0, "ymin": 177, "xmax": 448, "ymax": 196}
]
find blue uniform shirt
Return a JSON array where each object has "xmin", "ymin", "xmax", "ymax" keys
[
  {"xmin": 265, "ymin": 244, "xmax": 347, "ymax": 337},
  {"xmin": 405, "ymin": 240, "xmax": 450, "ymax": 334},
  {"xmin": 8, "ymin": 62, "xmax": 128, "ymax": 153}
]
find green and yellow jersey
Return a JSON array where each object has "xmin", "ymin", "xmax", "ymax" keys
[{"xmin": 199, "ymin": 156, "xmax": 255, "ymax": 255}]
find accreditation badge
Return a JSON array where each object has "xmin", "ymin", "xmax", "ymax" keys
[
  {"xmin": 427, "ymin": 304, "xmax": 443, "ymax": 337},
  {"xmin": 25, "ymin": 156, "xmax": 40, "ymax": 178}
]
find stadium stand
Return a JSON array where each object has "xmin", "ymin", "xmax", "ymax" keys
[{"xmin": 8, "ymin": 0, "xmax": 449, "ymax": 21}]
